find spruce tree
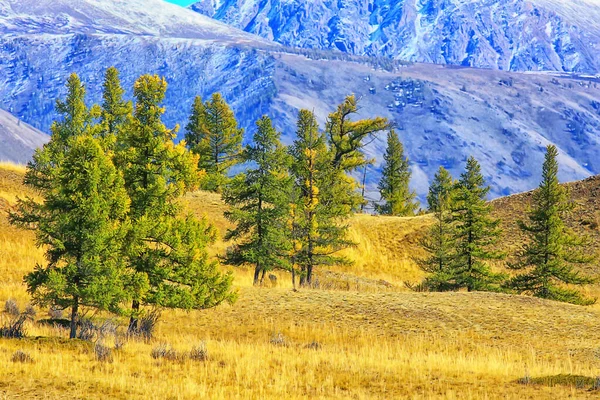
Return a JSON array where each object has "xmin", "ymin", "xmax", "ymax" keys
[
  {"xmin": 451, "ymin": 157, "xmax": 505, "ymax": 292},
  {"xmin": 98, "ymin": 67, "xmax": 132, "ymax": 142},
  {"xmin": 415, "ymin": 166, "xmax": 457, "ymax": 291},
  {"xmin": 10, "ymin": 75, "xmax": 130, "ymax": 339},
  {"xmin": 507, "ymin": 145, "xmax": 596, "ymax": 305},
  {"xmin": 185, "ymin": 93, "xmax": 244, "ymax": 191},
  {"xmin": 289, "ymin": 110, "xmax": 352, "ymax": 286},
  {"xmin": 223, "ymin": 116, "xmax": 292, "ymax": 285},
  {"xmin": 116, "ymin": 75, "xmax": 235, "ymax": 331},
  {"xmin": 376, "ymin": 129, "xmax": 417, "ymax": 216}
]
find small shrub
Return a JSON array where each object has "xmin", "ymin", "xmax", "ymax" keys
[
  {"xmin": 78, "ymin": 319, "xmax": 97, "ymax": 341},
  {"xmin": 11, "ymin": 350, "xmax": 33, "ymax": 363},
  {"xmin": 1, "ymin": 306, "xmax": 36, "ymax": 338},
  {"xmin": 189, "ymin": 342, "xmax": 209, "ymax": 361},
  {"xmin": 305, "ymin": 341, "xmax": 321, "ymax": 350},
  {"xmin": 48, "ymin": 306, "xmax": 63, "ymax": 320},
  {"xmin": 129, "ymin": 310, "xmax": 160, "ymax": 342},
  {"xmin": 4, "ymin": 299, "xmax": 20, "ymax": 317},
  {"xmin": 151, "ymin": 343, "xmax": 182, "ymax": 362},
  {"xmin": 114, "ymin": 334, "xmax": 126, "ymax": 351},
  {"xmin": 94, "ymin": 342, "xmax": 113, "ymax": 363},
  {"xmin": 270, "ymin": 332, "xmax": 287, "ymax": 347}
]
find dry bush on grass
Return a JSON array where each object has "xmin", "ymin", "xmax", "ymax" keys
[
  {"xmin": 189, "ymin": 342, "xmax": 209, "ymax": 361},
  {"xmin": 94, "ymin": 342, "xmax": 114, "ymax": 363},
  {"xmin": 270, "ymin": 332, "xmax": 287, "ymax": 347},
  {"xmin": 4, "ymin": 299, "xmax": 19, "ymax": 317},
  {"xmin": 151, "ymin": 343, "xmax": 184, "ymax": 362},
  {"xmin": 304, "ymin": 341, "xmax": 322, "ymax": 350},
  {"xmin": 11, "ymin": 350, "xmax": 33, "ymax": 363},
  {"xmin": 128, "ymin": 310, "xmax": 160, "ymax": 342},
  {"xmin": 1, "ymin": 304, "xmax": 36, "ymax": 338}
]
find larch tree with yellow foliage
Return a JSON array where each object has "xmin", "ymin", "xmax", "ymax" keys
[{"xmin": 289, "ymin": 110, "xmax": 353, "ymax": 286}]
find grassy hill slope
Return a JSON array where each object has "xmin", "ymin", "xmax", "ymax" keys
[{"xmin": 1, "ymin": 164, "xmax": 600, "ymax": 399}]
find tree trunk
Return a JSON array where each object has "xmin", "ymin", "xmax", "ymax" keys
[
  {"xmin": 69, "ymin": 296, "xmax": 79, "ymax": 339},
  {"xmin": 128, "ymin": 299, "xmax": 140, "ymax": 333},
  {"xmin": 260, "ymin": 269, "xmax": 266, "ymax": 285},
  {"xmin": 253, "ymin": 266, "xmax": 261, "ymax": 286}
]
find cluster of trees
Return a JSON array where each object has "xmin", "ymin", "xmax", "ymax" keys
[
  {"xmin": 416, "ymin": 146, "xmax": 596, "ymax": 305},
  {"xmin": 10, "ymin": 69, "xmax": 236, "ymax": 339},
  {"xmin": 12, "ymin": 67, "xmax": 594, "ymax": 343},
  {"xmin": 216, "ymin": 98, "xmax": 391, "ymax": 287}
]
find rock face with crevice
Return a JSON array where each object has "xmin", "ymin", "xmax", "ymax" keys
[{"xmin": 191, "ymin": 0, "xmax": 600, "ymax": 73}]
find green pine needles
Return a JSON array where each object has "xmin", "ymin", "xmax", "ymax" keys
[
  {"xmin": 506, "ymin": 145, "xmax": 596, "ymax": 305},
  {"xmin": 416, "ymin": 149, "xmax": 596, "ymax": 305},
  {"xmin": 10, "ymin": 70, "xmax": 236, "ymax": 339}
]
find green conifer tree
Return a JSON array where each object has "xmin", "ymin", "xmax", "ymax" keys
[
  {"xmin": 376, "ymin": 129, "xmax": 417, "ymax": 216},
  {"xmin": 451, "ymin": 157, "xmax": 505, "ymax": 292},
  {"xmin": 185, "ymin": 93, "xmax": 244, "ymax": 191},
  {"xmin": 289, "ymin": 110, "xmax": 352, "ymax": 286},
  {"xmin": 325, "ymin": 95, "xmax": 389, "ymax": 172},
  {"xmin": 223, "ymin": 116, "xmax": 292, "ymax": 285},
  {"xmin": 507, "ymin": 145, "xmax": 596, "ymax": 305},
  {"xmin": 116, "ymin": 75, "xmax": 235, "ymax": 331},
  {"xmin": 10, "ymin": 75, "xmax": 130, "ymax": 338},
  {"xmin": 98, "ymin": 67, "xmax": 132, "ymax": 142},
  {"xmin": 415, "ymin": 166, "xmax": 457, "ymax": 291}
]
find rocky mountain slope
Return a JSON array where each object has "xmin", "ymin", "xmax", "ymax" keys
[
  {"xmin": 191, "ymin": 0, "xmax": 600, "ymax": 73},
  {"xmin": 1, "ymin": 0, "xmax": 599, "ymax": 200},
  {"xmin": 0, "ymin": 109, "xmax": 48, "ymax": 164}
]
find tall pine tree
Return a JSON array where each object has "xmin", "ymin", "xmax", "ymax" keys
[
  {"xmin": 223, "ymin": 116, "xmax": 292, "ymax": 285},
  {"xmin": 507, "ymin": 145, "xmax": 595, "ymax": 305},
  {"xmin": 289, "ymin": 110, "xmax": 352, "ymax": 286},
  {"xmin": 415, "ymin": 166, "xmax": 457, "ymax": 291},
  {"xmin": 376, "ymin": 129, "xmax": 417, "ymax": 216},
  {"xmin": 450, "ymin": 157, "xmax": 505, "ymax": 292},
  {"xmin": 185, "ymin": 93, "xmax": 244, "ymax": 191},
  {"xmin": 116, "ymin": 75, "xmax": 235, "ymax": 331},
  {"xmin": 10, "ymin": 75, "xmax": 130, "ymax": 339}
]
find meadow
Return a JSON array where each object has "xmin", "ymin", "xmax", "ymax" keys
[{"xmin": 2, "ymin": 163, "xmax": 600, "ymax": 399}]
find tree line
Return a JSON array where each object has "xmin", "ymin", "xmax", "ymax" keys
[
  {"xmin": 415, "ymin": 146, "xmax": 596, "ymax": 305},
  {"xmin": 9, "ymin": 68, "xmax": 596, "ymax": 342}
]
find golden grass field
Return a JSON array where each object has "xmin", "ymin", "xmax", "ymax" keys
[{"xmin": 2, "ymin": 163, "xmax": 600, "ymax": 399}]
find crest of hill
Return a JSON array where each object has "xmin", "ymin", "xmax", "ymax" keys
[
  {"xmin": 0, "ymin": 0, "xmax": 274, "ymax": 45},
  {"xmin": 0, "ymin": 109, "xmax": 48, "ymax": 165}
]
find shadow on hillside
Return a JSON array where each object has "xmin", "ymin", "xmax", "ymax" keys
[{"xmin": 518, "ymin": 374, "xmax": 600, "ymax": 391}]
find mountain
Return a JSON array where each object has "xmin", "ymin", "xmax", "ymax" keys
[
  {"xmin": 0, "ymin": 0, "xmax": 599, "ymax": 201},
  {"xmin": 191, "ymin": 0, "xmax": 600, "ymax": 73},
  {"xmin": 0, "ymin": 108, "xmax": 48, "ymax": 164}
]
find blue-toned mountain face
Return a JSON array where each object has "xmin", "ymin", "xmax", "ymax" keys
[
  {"xmin": 1, "ymin": 0, "xmax": 600, "ymax": 201},
  {"xmin": 192, "ymin": 0, "xmax": 600, "ymax": 73}
]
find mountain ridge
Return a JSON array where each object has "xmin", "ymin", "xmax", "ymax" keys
[
  {"xmin": 1, "ymin": 0, "xmax": 599, "ymax": 201},
  {"xmin": 191, "ymin": 0, "xmax": 600, "ymax": 73}
]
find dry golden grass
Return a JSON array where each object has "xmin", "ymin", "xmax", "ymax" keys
[{"xmin": 2, "ymin": 163, "xmax": 600, "ymax": 399}]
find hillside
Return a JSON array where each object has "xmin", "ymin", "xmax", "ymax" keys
[
  {"xmin": 0, "ymin": 109, "xmax": 48, "ymax": 164},
  {"xmin": 2, "ymin": 0, "xmax": 600, "ymax": 200},
  {"xmin": 192, "ymin": 0, "xmax": 600, "ymax": 73},
  {"xmin": 2, "ymin": 165, "xmax": 600, "ymax": 398}
]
